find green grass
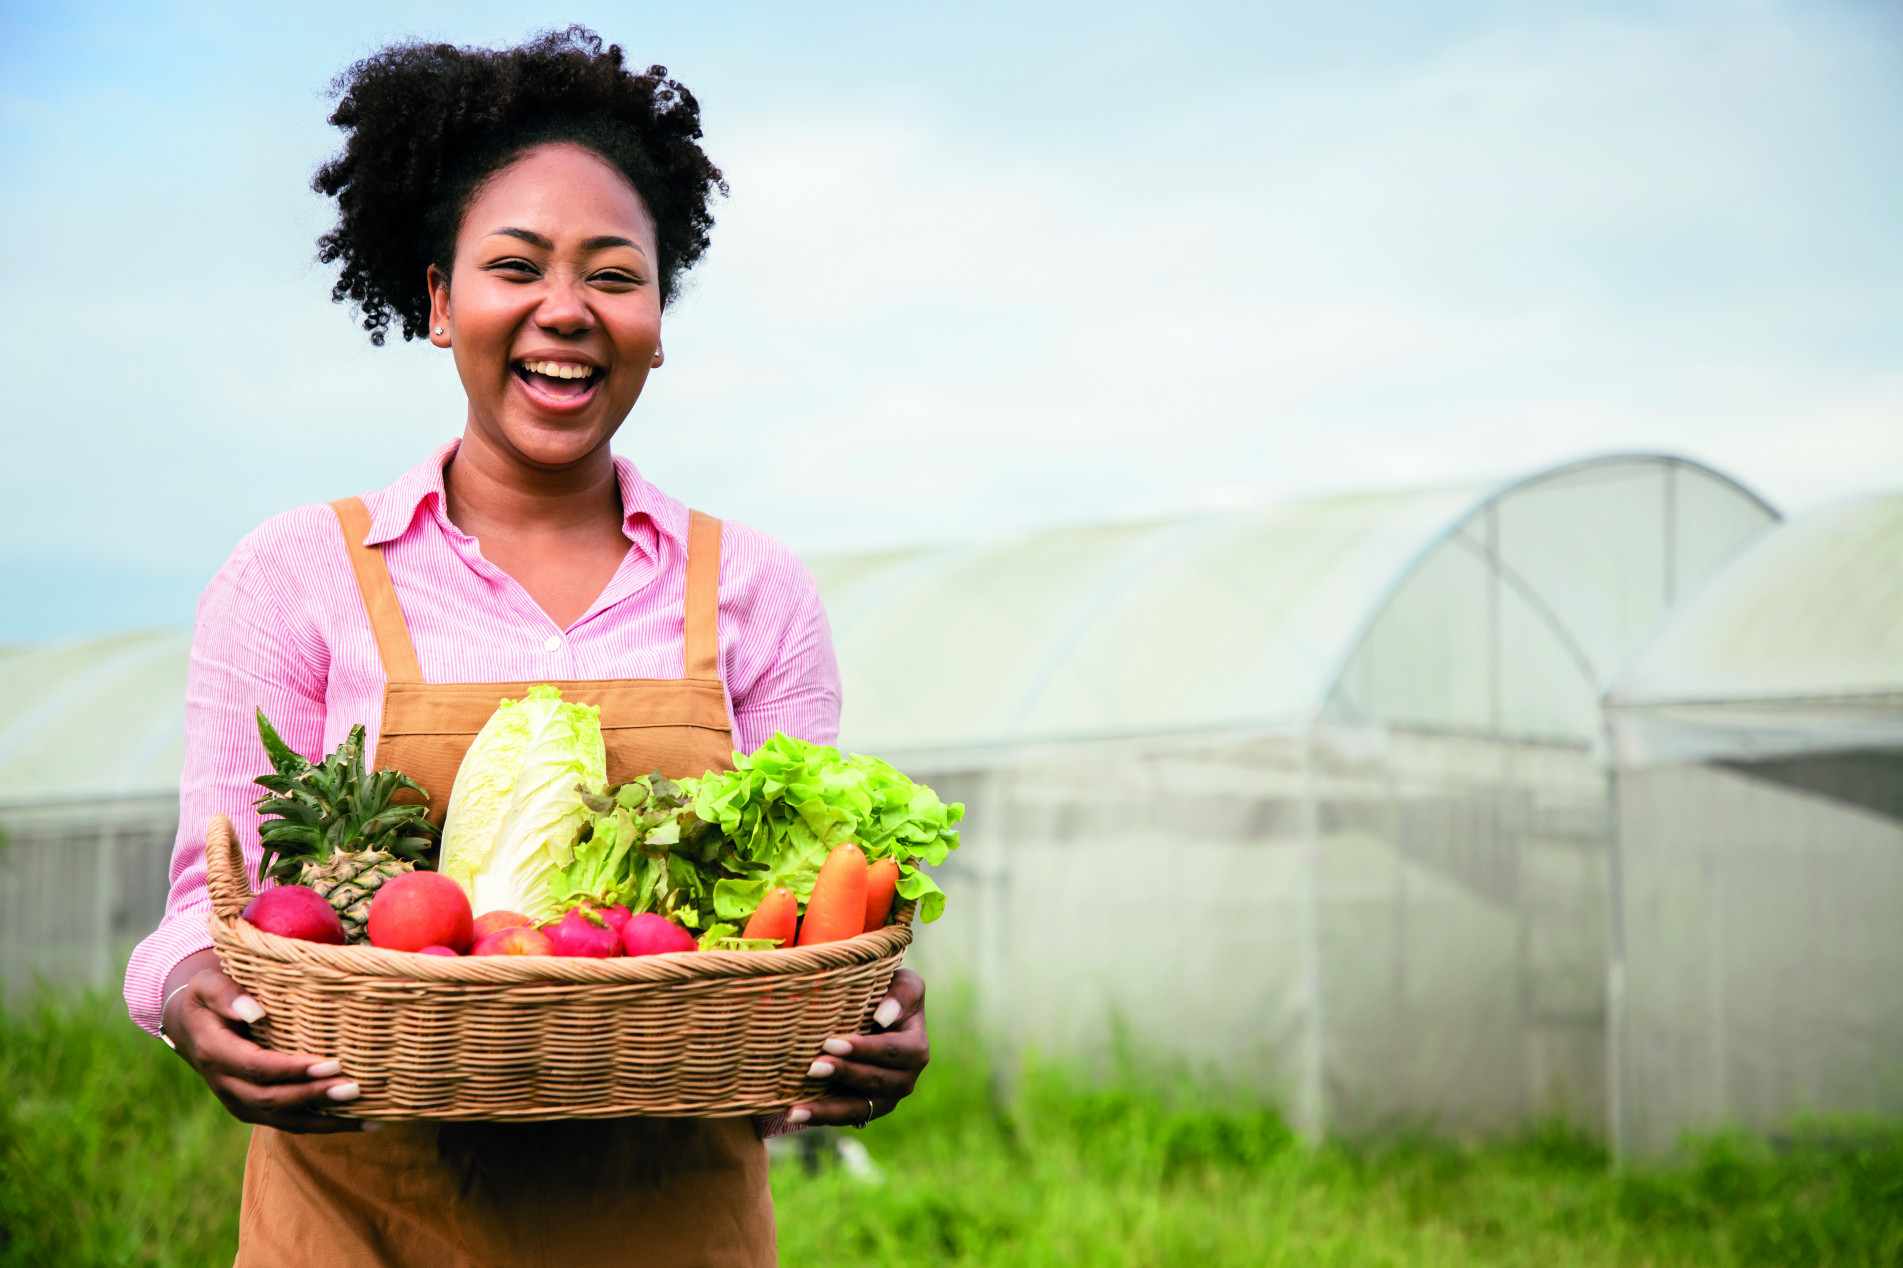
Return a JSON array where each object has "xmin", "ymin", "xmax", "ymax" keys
[{"xmin": 4, "ymin": 991, "xmax": 1901, "ymax": 1267}]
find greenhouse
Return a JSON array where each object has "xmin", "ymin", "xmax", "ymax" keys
[
  {"xmin": 0, "ymin": 455, "xmax": 1794, "ymax": 1149},
  {"xmin": 0, "ymin": 630, "xmax": 188, "ymax": 994},
  {"xmin": 1604, "ymin": 493, "xmax": 1903, "ymax": 1157},
  {"xmin": 809, "ymin": 455, "xmax": 1775, "ymax": 1139}
]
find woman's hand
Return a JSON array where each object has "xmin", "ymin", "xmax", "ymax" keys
[
  {"xmin": 788, "ymin": 968, "xmax": 930, "ymax": 1127},
  {"xmin": 161, "ymin": 949, "xmax": 369, "ymax": 1134}
]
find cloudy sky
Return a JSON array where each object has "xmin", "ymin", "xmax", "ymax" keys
[{"xmin": 2, "ymin": 0, "xmax": 1899, "ymax": 641}]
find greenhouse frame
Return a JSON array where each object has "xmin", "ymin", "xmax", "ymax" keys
[
  {"xmin": 810, "ymin": 455, "xmax": 1776, "ymax": 1140},
  {"xmin": 1605, "ymin": 493, "xmax": 1903, "ymax": 1156}
]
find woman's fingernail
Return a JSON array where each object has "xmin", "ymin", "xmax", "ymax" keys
[
  {"xmin": 326, "ymin": 1081, "xmax": 361, "ymax": 1102},
  {"xmin": 306, "ymin": 1060, "xmax": 343, "ymax": 1078},
  {"xmin": 360, "ymin": 1119, "xmax": 385, "ymax": 1132},
  {"xmin": 822, "ymin": 1037, "xmax": 853, "ymax": 1057},
  {"xmin": 232, "ymin": 996, "xmax": 266, "ymax": 1024},
  {"xmin": 787, "ymin": 1107, "xmax": 811, "ymax": 1124},
  {"xmin": 873, "ymin": 998, "xmax": 902, "ymax": 1029},
  {"xmin": 807, "ymin": 1060, "xmax": 835, "ymax": 1079}
]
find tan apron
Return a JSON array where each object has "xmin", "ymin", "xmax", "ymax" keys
[{"xmin": 234, "ymin": 498, "xmax": 775, "ymax": 1268}]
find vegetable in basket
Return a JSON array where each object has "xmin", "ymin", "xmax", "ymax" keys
[
  {"xmin": 695, "ymin": 734, "xmax": 963, "ymax": 927},
  {"xmin": 796, "ymin": 843, "xmax": 868, "ymax": 946},
  {"xmin": 438, "ymin": 685, "xmax": 606, "ymax": 924},
  {"xmin": 539, "ymin": 734, "xmax": 963, "ymax": 948}
]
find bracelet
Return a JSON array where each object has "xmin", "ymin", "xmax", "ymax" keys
[{"xmin": 157, "ymin": 983, "xmax": 194, "ymax": 1051}]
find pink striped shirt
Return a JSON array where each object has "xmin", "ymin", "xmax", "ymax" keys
[{"xmin": 124, "ymin": 440, "xmax": 841, "ymax": 1035}]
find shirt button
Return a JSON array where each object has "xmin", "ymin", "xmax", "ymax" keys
[{"xmin": 543, "ymin": 635, "xmax": 563, "ymax": 652}]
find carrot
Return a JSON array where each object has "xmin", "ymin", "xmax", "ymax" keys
[
  {"xmin": 863, "ymin": 856, "xmax": 899, "ymax": 932},
  {"xmin": 741, "ymin": 886, "xmax": 798, "ymax": 946},
  {"xmin": 795, "ymin": 843, "xmax": 868, "ymax": 946}
]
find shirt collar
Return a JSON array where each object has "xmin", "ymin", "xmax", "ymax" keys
[{"xmin": 358, "ymin": 438, "xmax": 689, "ymax": 561}]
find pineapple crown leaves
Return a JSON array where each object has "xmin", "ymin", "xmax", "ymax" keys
[{"xmin": 251, "ymin": 710, "xmax": 440, "ymax": 887}]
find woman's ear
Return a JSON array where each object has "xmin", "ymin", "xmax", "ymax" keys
[{"xmin": 426, "ymin": 265, "xmax": 452, "ymax": 347}]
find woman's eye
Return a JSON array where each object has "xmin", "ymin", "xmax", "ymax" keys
[
  {"xmin": 487, "ymin": 258, "xmax": 539, "ymax": 277},
  {"xmin": 592, "ymin": 270, "xmax": 643, "ymax": 286}
]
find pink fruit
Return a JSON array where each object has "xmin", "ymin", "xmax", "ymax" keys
[
  {"xmin": 546, "ymin": 908, "xmax": 624, "ymax": 958},
  {"xmin": 620, "ymin": 913, "xmax": 696, "ymax": 957},
  {"xmin": 417, "ymin": 945, "xmax": 460, "ymax": 957},
  {"xmin": 473, "ymin": 926, "xmax": 555, "ymax": 956},
  {"xmin": 367, "ymin": 871, "xmax": 475, "ymax": 954},
  {"xmin": 243, "ymin": 886, "xmax": 347, "ymax": 944}
]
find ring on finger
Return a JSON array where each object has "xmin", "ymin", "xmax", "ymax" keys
[{"xmin": 857, "ymin": 1096, "xmax": 875, "ymax": 1129}]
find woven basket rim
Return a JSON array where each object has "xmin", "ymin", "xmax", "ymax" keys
[{"xmin": 204, "ymin": 814, "xmax": 913, "ymax": 986}]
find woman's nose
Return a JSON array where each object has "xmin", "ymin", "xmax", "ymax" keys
[{"xmin": 533, "ymin": 278, "xmax": 594, "ymax": 335}]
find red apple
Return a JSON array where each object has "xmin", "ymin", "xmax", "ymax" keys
[
  {"xmin": 545, "ymin": 908, "xmax": 624, "ymax": 958},
  {"xmin": 417, "ymin": 945, "xmax": 461, "ymax": 957},
  {"xmin": 473, "ymin": 910, "xmax": 533, "ymax": 940},
  {"xmin": 366, "ymin": 871, "xmax": 474, "ymax": 954},
  {"xmin": 242, "ymin": 885, "xmax": 346, "ymax": 945},
  {"xmin": 473, "ymin": 926, "xmax": 555, "ymax": 956},
  {"xmin": 620, "ymin": 913, "xmax": 696, "ymax": 957}
]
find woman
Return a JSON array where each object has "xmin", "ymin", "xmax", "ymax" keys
[{"xmin": 123, "ymin": 28, "xmax": 929, "ymax": 1266}]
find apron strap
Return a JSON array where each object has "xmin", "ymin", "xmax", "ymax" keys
[
  {"xmin": 684, "ymin": 510, "xmax": 723, "ymax": 681},
  {"xmin": 330, "ymin": 497, "xmax": 424, "ymax": 684}
]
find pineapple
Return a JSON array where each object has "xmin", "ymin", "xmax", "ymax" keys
[{"xmin": 251, "ymin": 710, "xmax": 440, "ymax": 942}]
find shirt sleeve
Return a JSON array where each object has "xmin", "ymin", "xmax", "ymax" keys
[
  {"xmin": 725, "ymin": 540, "xmax": 842, "ymax": 753},
  {"xmin": 122, "ymin": 544, "xmax": 330, "ymax": 1036}
]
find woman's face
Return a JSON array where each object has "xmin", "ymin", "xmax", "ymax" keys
[{"xmin": 429, "ymin": 142, "xmax": 663, "ymax": 470}]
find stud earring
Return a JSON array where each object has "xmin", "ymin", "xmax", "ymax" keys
[{"xmin": 434, "ymin": 326, "xmax": 445, "ymax": 335}]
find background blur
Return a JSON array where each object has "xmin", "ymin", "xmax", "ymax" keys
[{"xmin": 3, "ymin": 0, "xmax": 1901, "ymax": 641}]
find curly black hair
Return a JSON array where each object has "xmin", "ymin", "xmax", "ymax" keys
[{"xmin": 313, "ymin": 26, "xmax": 726, "ymax": 345}]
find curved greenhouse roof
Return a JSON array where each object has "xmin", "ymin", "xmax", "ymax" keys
[
  {"xmin": 813, "ymin": 456, "xmax": 1775, "ymax": 755},
  {"xmin": 0, "ymin": 630, "xmax": 189, "ymax": 809},
  {"xmin": 1607, "ymin": 491, "xmax": 1903, "ymax": 765},
  {"xmin": 0, "ymin": 455, "xmax": 1778, "ymax": 808}
]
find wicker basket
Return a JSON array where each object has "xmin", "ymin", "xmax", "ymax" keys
[{"xmin": 203, "ymin": 815, "xmax": 912, "ymax": 1120}]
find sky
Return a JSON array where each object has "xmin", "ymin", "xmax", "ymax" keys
[{"xmin": 1, "ymin": 0, "xmax": 1899, "ymax": 642}]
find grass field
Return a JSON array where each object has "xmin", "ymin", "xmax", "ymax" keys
[{"xmin": 4, "ymin": 990, "xmax": 1900, "ymax": 1267}]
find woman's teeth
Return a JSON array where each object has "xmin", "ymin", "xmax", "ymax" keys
[{"xmin": 519, "ymin": 360, "xmax": 596, "ymax": 380}]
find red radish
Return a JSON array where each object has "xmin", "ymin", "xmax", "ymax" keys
[
  {"xmin": 417, "ymin": 945, "xmax": 460, "ymax": 957},
  {"xmin": 742, "ymin": 887, "xmax": 798, "ymax": 946},
  {"xmin": 621, "ymin": 913, "xmax": 696, "ymax": 957},
  {"xmin": 796, "ymin": 844, "xmax": 868, "ymax": 947},
  {"xmin": 591, "ymin": 904, "xmax": 634, "ymax": 933},
  {"xmin": 546, "ymin": 908, "xmax": 624, "ymax": 958},
  {"xmin": 472, "ymin": 910, "xmax": 533, "ymax": 939},
  {"xmin": 367, "ymin": 871, "xmax": 475, "ymax": 953},
  {"xmin": 473, "ymin": 926, "xmax": 554, "ymax": 956},
  {"xmin": 242, "ymin": 886, "xmax": 346, "ymax": 945},
  {"xmin": 863, "ymin": 857, "xmax": 900, "ymax": 933}
]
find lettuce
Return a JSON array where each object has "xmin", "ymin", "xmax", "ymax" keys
[
  {"xmin": 549, "ymin": 774, "xmax": 714, "ymax": 919},
  {"xmin": 439, "ymin": 685, "xmax": 605, "ymax": 923},
  {"xmin": 694, "ymin": 734, "xmax": 963, "ymax": 923}
]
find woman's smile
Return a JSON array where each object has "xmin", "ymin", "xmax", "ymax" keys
[{"xmin": 511, "ymin": 356, "xmax": 605, "ymax": 411}]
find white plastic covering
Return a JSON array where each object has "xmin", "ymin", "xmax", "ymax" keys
[
  {"xmin": 1605, "ymin": 493, "xmax": 1903, "ymax": 1156},
  {"xmin": 0, "ymin": 632, "xmax": 186, "ymax": 994},
  {"xmin": 815, "ymin": 456, "xmax": 1775, "ymax": 1140},
  {"xmin": 0, "ymin": 630, "xmax": 189, "ymax": 809}
]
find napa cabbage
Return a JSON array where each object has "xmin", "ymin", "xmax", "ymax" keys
[{"xmin": 439, "ymin": 685, "xmax": 605, "ymax": 923}]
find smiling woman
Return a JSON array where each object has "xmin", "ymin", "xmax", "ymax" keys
[{"xmin": 122, "ymin": 25, "xmax": 931, "ymax": 1268}]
